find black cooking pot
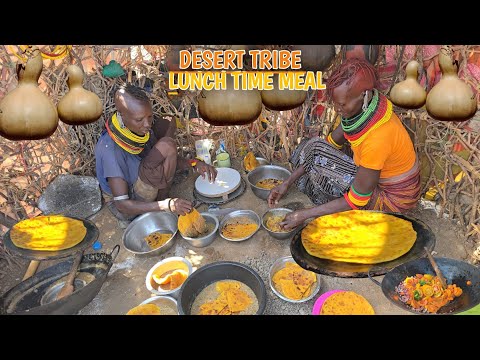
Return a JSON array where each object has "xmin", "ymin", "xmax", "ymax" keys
[
  {"xmin": 369, "ymin": 257, "xmax": 480, "ymax": 314},
  {"xmin": 0, "ymin": 246, "xmax": 119, "ymax": 315}
]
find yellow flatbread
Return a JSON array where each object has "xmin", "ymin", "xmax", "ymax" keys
[
  {"xmin": 301, "ymin": 210, "xmax": 417, "ymax": 264},
  {"xmin": 10, "ymin": 215, "xmax": 87, "ymax": 251},
  {"xmin": 320, "ymin": 291, "xmax": 375, "ymax": 315},
  {"xmin": 126, "ymin": 303, "xmax": 161, "ymax": 315}
]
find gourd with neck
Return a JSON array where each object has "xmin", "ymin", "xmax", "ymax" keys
[
  {"xmin": 426, "ymin": 46, "xmax": 477, "ymax": 121},
  {"xmin": 390, "ymin": 60, "xmax": 427, "ymax": 109},
  {"xmin": 0, "ymin": 46, "xmax": 58, "ymax": 140},
  {"xmin": 57, "ymin": 64, "xmax": 103, "ymax": 125}
]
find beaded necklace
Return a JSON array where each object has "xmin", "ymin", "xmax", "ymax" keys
[{"xmin": 342, "ymin": 90, "xmax": 393, "ymax": 147}]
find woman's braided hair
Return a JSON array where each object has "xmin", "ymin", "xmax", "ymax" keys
[{"xmin": 325, "ymin": 58, "xmax": 379, "ymax": 102}]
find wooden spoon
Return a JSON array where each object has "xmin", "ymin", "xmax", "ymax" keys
[
  {"xmin": 56, "ymin": 251, "xmax": 83, "ymax": 300},
  {"xmin": 424, "ymin": 247, "xmax": 448, "ymax": 289}
]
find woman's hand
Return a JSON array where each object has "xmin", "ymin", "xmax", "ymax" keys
[
  {"xmin": 195, "ymin": 161, "xmax": 218, "ymax": 183},
  {"xmin": 267, "ymin": 182, "xmax": 289, "ymax": 208},
  {"xmin": 280, "ymin": 210, "xmax": 307, "ymax": 230},
  {"xmin": 169, "ymin": 198, "xmax": 193, "ymax": 216}
]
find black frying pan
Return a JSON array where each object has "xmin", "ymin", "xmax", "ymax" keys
[
  {"xmin": 3, "ymin": 216, "xmax": 99, "ymax": 261},
  {"xmin": 369, "ymin": 257, "xmax": 480, "ymax": 314},
  {"xmin": 290, "ymin": 212, "xmax": 436, "ymax": 278}
]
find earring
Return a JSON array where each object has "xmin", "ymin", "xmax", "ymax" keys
[
  {"xmin": 117, "ymin": 112, "xmax": 126, "ymax": 128},
  {"xmin": 362, "ymin": 91, "xmax": 369, "ymax": 112}
]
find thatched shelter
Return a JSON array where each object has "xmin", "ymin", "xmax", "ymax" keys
[{"xmin": 0, "ymin": 45, "xmax": 479, "ymax": 265}]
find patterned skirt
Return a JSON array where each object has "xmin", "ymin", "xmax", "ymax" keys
[{"xmin": 290, "ymin": 137, "xmax": 421, "ymax": 213}]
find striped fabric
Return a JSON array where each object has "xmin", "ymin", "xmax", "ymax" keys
[
  {"xmin": 290, "ymin": 137, "xmax": 357, "ymax": 205},
  {"xmin": 364, "ymin": 159, "xmax": 421, "ymax": 213},
  {"xmin": 290, "ymin": 137, "xmax": 421, "ymax": 213}
]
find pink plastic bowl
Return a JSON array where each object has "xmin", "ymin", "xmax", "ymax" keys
[{"xmin": 312, "ymin": 290, "xmax": 345, "ymax": 315}]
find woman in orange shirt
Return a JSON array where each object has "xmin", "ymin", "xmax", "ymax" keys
[{"xmin": 268, "ymin": 58, "xmax": 421, "ymax": 229}]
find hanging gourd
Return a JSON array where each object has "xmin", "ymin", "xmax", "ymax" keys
[
  {"xmin": 0, "ymin": 46, "xmax": 58, "ymax": 141},
  {"xmin": 57, "ymin": 65, "xmax": 103, "ymax": 125},
  {"xmin": 261, "ymin": 73, "xmax": 307, "ymax": 111},
  {"xmin": 198, "ymin": 75, "xmax": 262, "ymax": 126},
  {"xmin": 389, "ymin": 60, "xmax": 427, "ymax": 109},
  {"xmin": 426, "ymin": 46, "xmax": 477, "ymax": 122},
  {"xmin": 291, "ymin": 45, "xmax": 336, "ymax": 72},
  {"xmin": 342, "ymin": 45, "xmax": 380, "ymax": 65}
]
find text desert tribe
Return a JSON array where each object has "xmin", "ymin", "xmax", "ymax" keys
[{"xmin": 168, "ymin": 49, "xmax": 326, "ymax": 91}]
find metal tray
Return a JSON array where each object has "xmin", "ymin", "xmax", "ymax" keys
[
  {"xmin": 290, "ymin": 212, "xmax": 436, "ymax": 278},
  {"xmin": 3, "ymin": 216, "xmax": 100, "ymax": 261}
]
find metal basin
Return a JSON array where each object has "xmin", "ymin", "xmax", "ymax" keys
[
  {"xmin": 179, "ymin": 213, "xmax": 219, "ymax": 248},
  {"xmin": 261, "ymin": 208, "xmax": 299, "ymax": 240},
  {"xmin": 177, "ymin": 261, "xmax": 267, "ymax": 315},
  {"xmin": 269, "ymin": 256, "xmax": 321, "ymax": 303},
  {"xmin": 247, "ymin": 165, "xmax": 291, "ymax": 200},
  {"xmin": 123, "ymin": 212, "xmax": 178, "ymax": 256},
  {"xmin": 219, "ymin": 210, "xmax": 261, "ymax": 242}
]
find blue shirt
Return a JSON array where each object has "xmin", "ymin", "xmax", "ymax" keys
[{"xmin": 95, "ymin": 130, "xmax": 141, "ymax": 194}]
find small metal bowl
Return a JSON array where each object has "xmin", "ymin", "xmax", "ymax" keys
[
  {"xmin": 146, "ymin": 257, "xmax": 193, "ymax": 299},
  {"xmin": 269, "ymin": 256, "xmax": 321, "ymax": 303},
  {"xmin": 219, "ymin": 210, "xmax": 261, "ymax": 242},
  {"xmin": 243, "ymin": 155, "xmax": 269, "ymax": 173},
  {"xmin": 139, "ymin": 295, "xmax": 179, "ymax": 315},
  {"xmin": 180, "ymin": 213, "xmax": 219, "ymax": 248},
  {"xmin": 123, "ymin": 212, "xmax": 178, "ymax": 256},
  {"xmin": 261, "ymin": 208, "xmax": 298, "ymax": 240},
  {"xmin": 247, "ymin": 165, "xmax": 292, "ymax": 200}
]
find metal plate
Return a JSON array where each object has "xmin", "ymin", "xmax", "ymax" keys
[
  {"xmin": 3, "ymin": 217, "xmax": 100, "ymax": 261},
  {"xmin": 193, "ymin": 178, "xmax": 246, "ymax": 206},
  {"xmin": 290, "ymin": 212, "xmax": 436, "ymax": 278}
]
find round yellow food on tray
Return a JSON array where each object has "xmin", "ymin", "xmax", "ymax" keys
[
  {"xmin": 10, "ymin": 215, "xmax": 87, "ymax": 251},
  {"xmin": 320, "ymin": 291, "xmax": 375, "ymax": 315},
  {"xmin": 301, "ymin": 210, "xmax": 417, "ymax": 264},
  {"xmin": 126, "ymin": 303, "xmax": 161, "ymax": 315}
]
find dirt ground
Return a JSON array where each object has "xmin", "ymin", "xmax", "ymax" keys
[{"xmin": 0, "ymin": 158, "xmax": 475, "ymax": 315}]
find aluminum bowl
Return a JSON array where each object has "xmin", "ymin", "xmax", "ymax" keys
[
  {"xmin": 261, "ymin": 208, "xmax": 298, "ymax": 240},
  {"xmin": 122, "ymin": 212, "xmax": 178, "ymax": 256},
  {"xmin": 243, "ymin": 156, "xmax": 269, "ymax": 173},
  {"xmin": 146, "ymin": 256, "xmax": 193, "ymax": 299},
  {"xmin": 269, "ymin": 256, "xmax": 321, "ymax": 303},
  {"xmin": 177, "ymin": 261, "xmax": 267, "ymax": 315},
  {"xmin": 219, "ymin": 210, "xmax": 261, "ymax": 242},
  {"xmin": 180, "ymin": 213, "xmax": 219, "ymax": 248},
  {"xmin": 138, "ymin": 295, "xmax": 179, "ymax": 315},
  {"xmin": 247, "ymin": 165, "xmax": 292, "ymax": 200}
]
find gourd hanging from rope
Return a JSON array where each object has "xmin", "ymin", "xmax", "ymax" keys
[
  {"xmin": 425, "ymin": 46, "xmax": 477, "ymax": 122},
  {"xmin": 57, "ymin": 65, "xmax": 103, "ymax": 125},
  {"xmin": 291, "ymin": 45, "xmax": 336, "ymax": 72},
  {"xmin": 198, "ymin": 75, "xmax": 262, "ymax": 126},
  {"xmin": 0, "ymin": 46, "xmax": 58, "ymax": 140},
  {"xmin": 260, "ymin": 73, "xmax": 307, "ymax": 111},
  {"xmin": 389, "ymin": 60, "xmax": 427, "ymax": 109}
]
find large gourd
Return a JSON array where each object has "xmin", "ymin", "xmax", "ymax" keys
[
  {"xmin": 261, "ymin": 73, "xmax": 307, "ymax": 111},
  {"xmin": 291, "ymin": 45, "xmax": 336, "ymax": 72},
  {"xmin": 426, "ymin": 46, "xmax": 477, "ymax": 121},
  {"xmin": 198, "ymin": 75, "xmax": 262, "ymax": 126},
  {"xmin": 390, "ymin": 60, "xmax": 427, "ymax": 109},
  {"xmin": 0, "ymin": 46, "xmax": 58, "ymax": 140},
  {"xmin": 57, "ymin": 65, "xmax": 103, "ymax": 125}
]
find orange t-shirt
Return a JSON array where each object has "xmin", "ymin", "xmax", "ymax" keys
[{"xmin": 351, "ymin": 113, "xmax": 416, "ymax": 178}]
